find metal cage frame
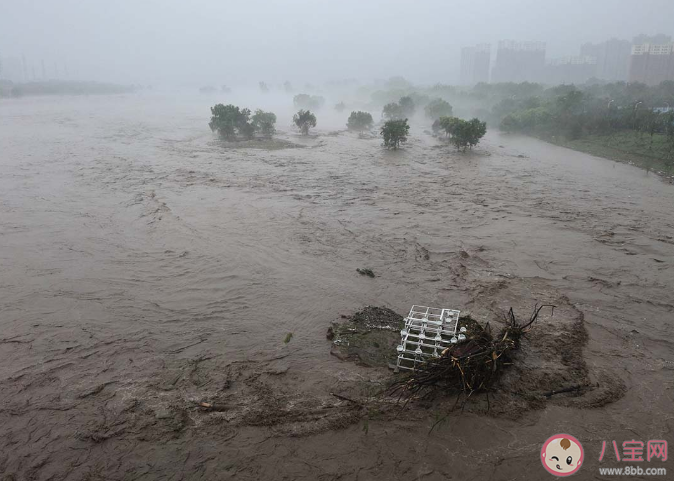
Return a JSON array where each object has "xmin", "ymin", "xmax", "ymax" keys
[{"xmin": 395, "ymin": 305, "xmax": 465, "ymax": 372}]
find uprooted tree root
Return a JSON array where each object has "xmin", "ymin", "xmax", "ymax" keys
[{"xmin": 387, "ymin": 304, "xmax": 555, "ymax": 411}]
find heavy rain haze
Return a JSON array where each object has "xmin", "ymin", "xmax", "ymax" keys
[{"xmin": 1, "ymin": 0, "xmax": 674, "ymax": 85}]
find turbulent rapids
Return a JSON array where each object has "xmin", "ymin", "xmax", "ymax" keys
[{"xmin": 1, "ymin": 94, "xmax": 673, "ymax": 479}]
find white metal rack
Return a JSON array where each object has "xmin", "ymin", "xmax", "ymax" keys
[{"xmin": 395, "ymin": 305, "xmax": 466, "ymax": 372}]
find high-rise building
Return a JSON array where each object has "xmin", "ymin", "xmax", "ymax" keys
[
  {"xmin": 491, "ymin": 40, "xmax": 546, "ymax": 83},
  {"xmin": 633, "ymin": 34, "xmax": 672, "ymax": 46},
  {"xmin": 580, "ymin": 38, "xmax": 631, "ymax": 81},
  {"xmin": 544, "ymin": 56, "xmax": 597, "ymax": 85},
  {"xmin": 629, "ymin": 42, "xmax": 674, "ymax": 86},
  {"xmin": 460, "ymin": 44, "xmax": 490, "ymax": 85}
]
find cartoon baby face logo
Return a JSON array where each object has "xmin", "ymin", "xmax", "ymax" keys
[{"xmin": 541, "ymin": 434, "xmax": 584, "ymax": 476}]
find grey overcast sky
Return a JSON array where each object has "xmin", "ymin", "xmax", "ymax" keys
[{"xmin": 1, "ymin": 0, "xmax": 673, "ymax": 86}]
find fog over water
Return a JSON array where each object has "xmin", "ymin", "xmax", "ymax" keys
[{"xmin": 1, "ymin": 0, "xmax": 674, "ymax": 85}]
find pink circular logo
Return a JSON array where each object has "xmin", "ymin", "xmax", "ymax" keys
[{"xmin": 541, "ymin": 434, "xmax": 584, "ymax": 476}]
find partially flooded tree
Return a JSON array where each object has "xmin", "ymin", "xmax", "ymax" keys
[
  {"xmin": 439, "ymin": 116, "xmax": 461, "ymax": 138},
  {"xmin": 259, "ymin": 81, "xmax": 269, "ymax": 93},
  {"xmin": 293, "ymin": 110, "xmax": 317, "ymax": 135},
  {"xmin": 209, "ymin": 104, "xmax": 257, "ymax": 140},
  {"xmin": 284, "ymin": 81, "xmax": 293, "ymax": 93},
  {"xmin": 464, "ymin": 118, "xmax": 487, "ymax": 150},
  {"xmin": 334, "ymin": 101, "xmax": 346, "ymax": 112},
  {"xmin": 236, "ymin": 108, "xmax": 253, "ymax": 139},
  {"xmin": 382, "ymin": 102, "xmax": 404, "ymax": 120},
  {"xmin": 439, "ymin": 116, "xmax": 487, "ymax": 151},
  {"xmin": 252, "ymin": 110, "xmax": 277, "ymax": 138},
  {"xmin": 381, "ymin": 119, "xmax": 410, "ymax": 150},
  {"xmin": 425, "ymin": 98, "xmax": 453, "ymax": 120},
  {"xmin": 209, "ymin": 104, "xmax": 247, "ymax": 139},
  {"xmin": 346, "ymin": 111, "xmax": 374, "ymax": 131}
]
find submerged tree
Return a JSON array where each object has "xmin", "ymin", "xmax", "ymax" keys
[
  {"xmin": 381, "ymin": 119, "xmax": 410, "ymax": 150},
  {"xmin": 335, "ymin": 101, "xmax": 346, "ymax": 112},
  {"xmin": 283, "ymin": 81, "xmax": 293, "ymax": 93},
  {"xmin": 424, "ymin": 98, "xmax": 453, "ymax": 120},
  {"xmin": 252, "ymin": 110, "xmax": 277, "ymax": 138},
  {"xmin": 293, "ymin": 109, "xmax": 317, "ymax": 135},
  {"xmin": 259, "ymin": 81, "xmax": 269, "ymax": 93},
  {"xmin": 346, "ymin": 111, "xmax": 374, "ymax": 131}
]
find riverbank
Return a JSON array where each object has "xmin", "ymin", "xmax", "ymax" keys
[
  {"xmin": 0, "ymin": 80, "xmax": 136, "ymax": 98},
  {"xmin": 538, "ymin": 131, "xmax": 674, "ymax": 181}
]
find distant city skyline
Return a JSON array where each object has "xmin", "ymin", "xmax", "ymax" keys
[
  {"xmin": 0, "ymin": 54, "xmax": 69, "ymax": 83},
  {"xmin": 1, "ymin": 0, "xmax": 674, "ymax": 86},
  {"xmin": 458, "ymin": 32, "xmax": 674, "ymax": 86}
]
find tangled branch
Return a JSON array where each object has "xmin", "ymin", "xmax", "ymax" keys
[{"xmin": 387, "ymin": 304, "xmax": 555, "ymax": 409}]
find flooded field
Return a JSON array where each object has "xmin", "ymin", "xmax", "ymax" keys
[{"xmin": 1, "ymin": 94, "xmax": 673, "ymax": 480}]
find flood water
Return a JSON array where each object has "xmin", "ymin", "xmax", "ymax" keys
[{"xmin": 1, "ymin": 94, "xmax": 673, "ymax": 480}]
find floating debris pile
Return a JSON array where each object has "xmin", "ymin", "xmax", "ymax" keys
[{"xmin": 388, "ymin": 305, "xmax": 555, "ymax": 405}]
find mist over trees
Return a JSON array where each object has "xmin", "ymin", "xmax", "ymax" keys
[
  {"xmin": 294, "ymin": 94, "xmax": 325, "ymax": 110},
  {"xmin": 381, "ymin": 95, "xmax": 417, "ymax": 120},
  {"xmin": 199, "ymin": 72, "xmax": 674, "ymax": 169},
  {"xmin": 488, "ymin": 81, "xmax": 674, "ymax": 166},
  {"xmin": 382, "ymin": 102, "xmax": 404, "ymax": 120},
  {"xmin": 425, "ymin": 98, "xmax": 453, "ymax": 120},
  {"xmin": 346, "ymin": 111, "xmax": 374, "ymax": 131},
  {"xmin": 399, "ymin": 96, "xmax": 415, "ymax": 118}
]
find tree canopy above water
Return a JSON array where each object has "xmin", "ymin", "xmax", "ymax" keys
[
  {"xmin": 209, "ymin": 104, "xmax": 276, "ymax": 140},
  {"xmin": 293, "ymin": 109, "xmax": 317, "ymax": 135},
  {"xmin": 381, "ymin": 119, "xmax": 410, "ymax": 150}
]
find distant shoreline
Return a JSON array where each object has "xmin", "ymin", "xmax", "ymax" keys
[{"xmin": 0, "ymin": 80, "xmax": 136, "ymax": 98}]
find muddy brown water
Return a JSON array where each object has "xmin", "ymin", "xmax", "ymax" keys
[{"xmin": 1, "ymin": 94, "xmax": 673, "ymax": 480}]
